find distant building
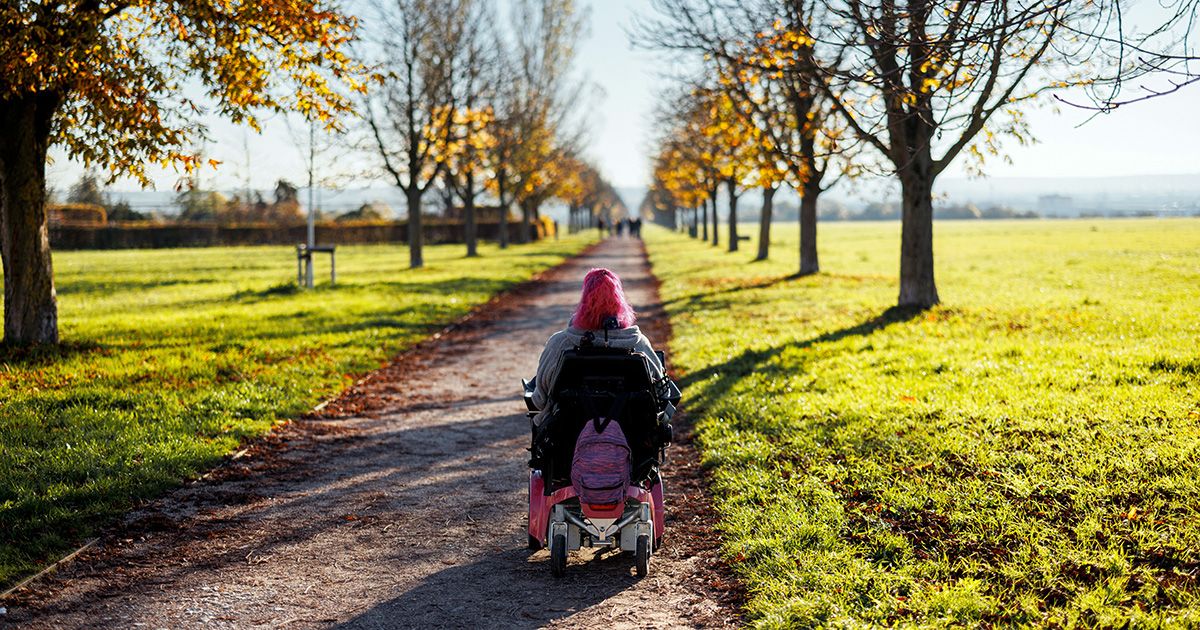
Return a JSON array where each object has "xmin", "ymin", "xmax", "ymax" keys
[{"xmin": 1037, "ymin": 194, "xmax": 1074, "ymax": 216}]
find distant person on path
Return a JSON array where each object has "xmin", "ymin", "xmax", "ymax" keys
[
  {"xmin": 597, "ymin": 217, "xmax": 606, "ymax": 236},
  {"xmin": 616, "ymin": 219, "xmax": 626, "ymax": 237},
  {"xmin": 528, "ymin": 268, "xmax": 665, "ymax": 428},
  {"xmin": 631, "ymin": 218, "xmax": 643, "ymax": 238}
]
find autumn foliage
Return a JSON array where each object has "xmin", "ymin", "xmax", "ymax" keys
[{"xmin": 0, "ymin": 0, "xmax": 368, "ymax": 345}]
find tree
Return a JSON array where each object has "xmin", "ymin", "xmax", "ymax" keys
[
  {"xmin": 107, "ymin": 200, "xmax": 149, "ymax": 223},
  {"xmin": 176, "ymin": 186, "xmax": 226, "ymax": 223},
  {"xmin": 0, "ymin": 1, "xmax": 363, "ymax": 345},
  {"xmin": 639, "ymin": 0, "xmax": 850, "ymax": 273},
  {"xmin": 441, "ymin": 1, "xmax": 497, "ymax": 258},
  {"xmin": 485, "ymin": 33, "xmax": 522, "ymax": 250},
  {"xmin": 721, "ymin": 2, "xmax": 850, "ymax": 270},
  {"xmin": 497, "ymin": 0, "xmax": 589, "ymax": 244},
  {"xmin": 801, "ymin": 0, "xmax": 1200, "ymax": 307},
  {"xmin": 641, "ymin": 0, "xmax": 1200, "ymax": 303},
  {"xmin": 67, "ymin": 174, "xmax": 105, "ymax": 207},
  {"xmin": 559, "ymin": 157, "xmax": 620, "ymax": 234},
  {"xmin": 695, "ymin": 88, "xmax": 755, "ymax": 253},
  {"xmin": 650, "ymin": 109, "xmax": 713, "ymax": 239},
  {"xmin": 364, "ymin": 0, "xmax": 467, "ymax": 268}
]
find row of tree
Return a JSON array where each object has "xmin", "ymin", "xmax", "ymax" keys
[
  {"xmin": 361, "ymin": 0, "xmax": 622, "ymax": 264},
  {"xmin": 0, "ymin": 0, "xmax": 621, "ymax": 345},
  {"xmin": 638, "ymin": 0, "xmax": 1200, "ymax": 309}
]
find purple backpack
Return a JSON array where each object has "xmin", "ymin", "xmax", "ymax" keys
[{"xmin": 571, "ymin": 418, "xmax": 631, "ymax": 512}]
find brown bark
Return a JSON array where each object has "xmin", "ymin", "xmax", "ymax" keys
[
  {"xmin": 406, "ymin": 187, "xmax": 424, "ymax": 268},
  {"xmin": 463, "ymin": 178, "xmax": 478, "ymax": 258},
  {"xmin": 496, "ymin": 172, "xmax": 509, "ymax": 249},
  {"xmin": 755, "ymin": 186, "xmax": 775, "ymax": 261},
  {"xmin": 799, "ymin": 177, "xmax": 820, "ymax": 275},
  {"xmin": 700, "ymin": 198, "xmax": 709, "ymax": 242},
  {"xmin": 726, "ymin": 177, "xmax": 739, "ymax": 253},
  {"xmin": 710, "ymin": 189, "xmax": 719, "ymax": 247},
  {"xmin": 517, "ymin": 201, "xmax": 532, "ymax": 244},
  {"xmin": 897, "ymin": 156, "xmax": 939, "ymax": 307},
  {"xmin": 0, "ymin": 93, "xmax": 60, "ymax": 346}
]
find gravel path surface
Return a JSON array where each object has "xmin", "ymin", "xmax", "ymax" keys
[{"xmin": 4, "ymin": 237, "xmax": 738, "ymax": 629}]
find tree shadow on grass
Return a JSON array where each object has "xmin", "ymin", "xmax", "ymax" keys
[
  {"xmin": 55, "ymin": 278, "xmax": 219, "ymax": 296},
  {"xmin": 0, "ymin": 340, "xmax": 105, "ymax": 367},
  {"xmin": 661, "ymin": 273, "xmax": 803, "ymax": 312},
  {"xmin": 679, "ymin": 305, "xmax": 926, "ymax": 410},
  {"xmin": 231, "ymin": 282, "xmax": 302, "ymax": 300}
]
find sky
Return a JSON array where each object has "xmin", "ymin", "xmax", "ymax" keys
[{"xmin": 48, "ymin": 0, "xmax": 1200, "ymax": 197}]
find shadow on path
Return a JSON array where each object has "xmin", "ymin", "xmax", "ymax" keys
[{"xmin": 334, "ymin": 548, "xmax": 641, "ymax": 629}]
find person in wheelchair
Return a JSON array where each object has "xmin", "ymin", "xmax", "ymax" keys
[
  {"xmin": 529, "ymin": 267, "xmax": 664, "ymax": 428},
  {"xmin": 522, "ymin": 267, "xmax": 680, "ymax": 576}
]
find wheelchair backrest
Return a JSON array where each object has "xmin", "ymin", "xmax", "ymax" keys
[
  {"xmin": 551, "ymin": 347, "xmax": 655, "ymax": 400},
  {"xmin": 541, "ymin": 346, "xmax": 661, "ymax": 489}
]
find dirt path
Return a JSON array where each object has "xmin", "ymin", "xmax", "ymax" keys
[{"xmin": 4, "ymin": 237, "xmax": 738, "ymax": 629}]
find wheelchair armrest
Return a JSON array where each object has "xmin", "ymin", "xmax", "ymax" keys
[
  {"xmin": 521, "ymin": 378, "xmax": 538, "ymax": 412},
  {"xmin": 656, "ymin": 378, "xmax": 682, "ymax": 407},
  {"xmin": 655, "ymin": 350, "xmax": 667, "ymax": 371}
]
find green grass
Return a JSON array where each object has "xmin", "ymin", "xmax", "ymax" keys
[
  {"xmin": 0, "ymin": 235, "xmax": 595, "ymax": 588},
  {"xmin": 645, "ymin": 219, "xmax": 1200, "ymax": 628}
]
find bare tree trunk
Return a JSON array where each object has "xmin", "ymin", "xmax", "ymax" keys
[
  {"xmin": 518, "ymin": 200, "xmax": 532, "ymax": 244},
  {"xmin": 463, "ymin": 176, "xmax": 478, "ymax": 258},
  {"xmin": 897, "ymin": 158, "xmax": 939, "ymax": 307},
  {"xmin": 710, "ymin": 194, "xmax": 719, "ymax": 247},
  {"xmin": 755, "ymin": 185, "xmax": 775, "ymax": 261},
  {"xmin": 497, "ymin": 175, "xmax": 509, "ymax": 250},
  {"xmin": 799, "ymin": 177, "xmax": 820, "ymax": 275},
  {"xmin": 726, "ymin": 177, "xmax": 739, "ymax": 253},
  {"xmin": 406, "ymin": 187, "xmax": 424, "ymax": 268},
  {"xmin": 700, "ymin": 198, "xmax": 709, "ymax": 241},
  {"xmin": 0, "ymin": 94, "xmax": 59, "ymax": 346}
]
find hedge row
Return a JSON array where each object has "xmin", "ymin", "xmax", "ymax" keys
[{"xmin": 49, "ymin": 220, "xmax": 539, "ymax": 250}]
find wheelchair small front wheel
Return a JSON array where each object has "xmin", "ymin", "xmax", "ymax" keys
[
  {"xmin": 550, "ymin": 533, "xmax": 567, "ymax": 578},
  {"xmin": 635, "ymin": 534, "xmax": 651, "ymax": 577}
]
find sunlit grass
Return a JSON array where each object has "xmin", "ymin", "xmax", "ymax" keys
[
  {"xmin": 0, "ymin": 235, "xmax": 596, "ymax": 588},
  {"xmin": 646, "ymin": 219, "xmax": 1200, "ymax": 627}
]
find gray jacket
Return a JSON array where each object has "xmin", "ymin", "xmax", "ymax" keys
[{"xmin": 530, "ymin": 325, "xmax": 665, "ymax": 426}]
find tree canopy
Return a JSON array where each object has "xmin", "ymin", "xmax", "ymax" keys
[{"xmin": 0, "ymin": 0, "xmax": 367, "ymax": 345}]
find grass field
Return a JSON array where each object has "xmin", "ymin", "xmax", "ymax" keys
[
  {"xmin": 0, "ymin": 235, "xmax": 595, "ymax": 589},
  {"xmin": 646, "ymin": 219, "xmax": 1200, "ymax": 627}
]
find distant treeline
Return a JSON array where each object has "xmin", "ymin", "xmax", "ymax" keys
[
  {"xmin": 826, "ymin": 202, "xmax": 1039, "ymax": 221},
  {"xmin": 49, "ymin": 220, "xmax": 542, "ymax": 250},
  {"xmin": 732, "ymin": 201, "xmax": 1041, "ymax": 222}
]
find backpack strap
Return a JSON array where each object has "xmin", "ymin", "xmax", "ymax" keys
[{"xmin": 591, "ymin": 392, "xmax": 629, "ymax": 433}]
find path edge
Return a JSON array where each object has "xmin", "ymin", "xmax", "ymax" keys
[{"xmin": 636, "ymin": 238, "xmax": 748, "ymax": 626}]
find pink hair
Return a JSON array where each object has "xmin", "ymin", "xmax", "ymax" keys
[{"xmin": 571, "ymin": 268, "xmax": 636, "ymax": 330}]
